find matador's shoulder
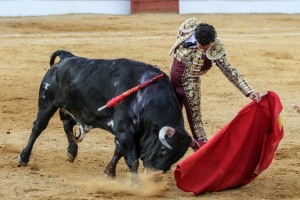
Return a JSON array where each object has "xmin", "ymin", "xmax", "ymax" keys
[
  {"xmin": 206, "ymin": 38, "xmax": 227, "ymax": 60},
  {"xmin": 169, "ymin": 17, "xmax": 201, "ymax": 55}
]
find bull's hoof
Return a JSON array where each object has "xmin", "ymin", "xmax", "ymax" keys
[
  {"xmin": 66, "ymin": 152, "xmax": 76, "ymax": 163},
  {"xmin": 17, "ymin": 156, "xmax": 28, "ymax": 167},
  {"xmin": 104, "ymin": 169, "xmax": 116, "ymax": 178}
]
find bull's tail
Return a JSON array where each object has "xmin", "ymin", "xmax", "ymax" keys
[{"xmin": 50, "ymin": 50, "xmax": 75, "ymax": 66}]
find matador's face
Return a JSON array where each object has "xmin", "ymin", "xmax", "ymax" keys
[{"xmin": 196, "ymin": 42, "xmax": 212, "ymax": 53}]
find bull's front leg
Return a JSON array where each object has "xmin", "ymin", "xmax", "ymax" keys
[
  {"xmin": 116, "ymin": 132, "xmax": 140, "ymax": 184},
  {"xmin": 104, "ymin": 138, "xmax": 124, "ymax": 177},
  {"xmin": 59, "ymin": 109, "xmax": 78, "ymax": 162}
]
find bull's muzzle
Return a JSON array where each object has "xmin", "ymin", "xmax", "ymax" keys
[{"xmin": 158, "ymin": 126, "xmax": 175, "ymax": 150}]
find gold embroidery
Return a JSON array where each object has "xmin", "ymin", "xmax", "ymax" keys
[
  {"xmin": 182, "ymin": 77, "xmax": 207, "ymax": 141},
  {"xmin": 206, "ymin": 39, "xmax": 227, "ymax": 60},
  {"xmin": 215, "ymin": 56, "xmax": 254, "ymax": 96},
  {"xmin": 175, "ymin": 45, "xmax": 208, "ymax": 77},
  {"xmin": 180, "ymin": 17, "xmax": 200, "ymax": 34},
  {"xmin": 169, "ymin": 17, "xmax": 201, "ymax": 56}
]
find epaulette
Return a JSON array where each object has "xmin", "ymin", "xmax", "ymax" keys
[
  {"xmin": 206, "ymin": 39, "xmax": 227, "ymax": 60},
  {"xmin": 169, "ymin": 17, "xmax": 201, "ymax": 55}
]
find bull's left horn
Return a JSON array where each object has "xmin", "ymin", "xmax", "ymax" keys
[{"xmin": 159, "ymin": 126, "xmax": 175, "ymax": 150}]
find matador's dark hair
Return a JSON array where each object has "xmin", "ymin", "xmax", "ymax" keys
[{"xmin": 195, "ymin": 23, "xmax": 217, "ymax": 45}]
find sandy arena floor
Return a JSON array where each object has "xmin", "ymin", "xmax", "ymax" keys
[{"xmin": 0, "ymin": 13, "xmax": 300, "ymax": 200}]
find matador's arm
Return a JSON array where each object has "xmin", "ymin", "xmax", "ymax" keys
[{"xmin": 206, "ymin": 39, "xmax": 254, "ymax": 96}]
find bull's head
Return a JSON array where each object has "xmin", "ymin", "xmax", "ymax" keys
[{"xmin": 140, "ymin": 126, "xmax": 191, "ymax": 172}]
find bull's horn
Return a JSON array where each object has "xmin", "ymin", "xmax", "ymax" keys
[{"xmin": 159, "ymin": 126, "xmax": 175, "ymax": 150}]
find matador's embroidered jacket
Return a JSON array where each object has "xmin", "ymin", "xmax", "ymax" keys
[
  {"xmin": 169, "ymin": 18, "xmax": 254, "ymax": 96},
  {"xmin": 169, "ymin": 17, "xmax": 253, "ymax": 141}
]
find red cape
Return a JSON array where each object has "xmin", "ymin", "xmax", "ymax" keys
[{"xmin": 174, "ymin": 91, "xmax": 284, "ymax": 195}]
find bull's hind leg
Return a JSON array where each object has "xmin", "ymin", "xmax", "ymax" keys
[
  {"xmin": 18, "ymin": 105, "xmax": 58, "ymax": 166},
  {"xmin": 59, "ymin": 108, "xmax": 78, "ymax": 162}
]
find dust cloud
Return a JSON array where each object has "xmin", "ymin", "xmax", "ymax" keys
[{"xmin": 75, "ymin": 172, "xmax": 169, "ymax": 197}]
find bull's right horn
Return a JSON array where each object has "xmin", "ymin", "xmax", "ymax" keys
[{"xmin": 159, "ymin": 126, "xmax": 175, "ymax": 150}]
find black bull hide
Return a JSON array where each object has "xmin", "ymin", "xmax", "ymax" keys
[{"xmin": 18, "ymin": 50, "xmax": 192, "ymax": 178}]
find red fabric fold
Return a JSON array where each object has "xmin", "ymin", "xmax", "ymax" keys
[{"xmin": 174, "ymin": 91, "xmax": 284, "ymax": 195}]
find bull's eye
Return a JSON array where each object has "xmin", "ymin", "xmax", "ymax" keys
[
  {"xmin": 152, "ymin": 124, "xmax": 159, "ymax": 133},
  {"xmin": 161, "ymin": 146, "xmax": 167, "ymax": 156}
]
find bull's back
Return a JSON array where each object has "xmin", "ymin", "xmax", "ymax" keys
[
  {"xmin": 56, "ymin": 57, "xmax": 159, "ymax": 92},
  {"xmin": 47, "ymin": 57, "xmax": 162, "ymax": 116}
]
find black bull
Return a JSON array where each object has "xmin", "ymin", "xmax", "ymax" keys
[{"xmin": 18, "ymin": 50, "xmax": 192, "ymax": 178}]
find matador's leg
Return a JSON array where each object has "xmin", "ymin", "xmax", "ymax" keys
[{"xmin": 182, "ymin": 77, "xmax": 208, "ymax": 143}]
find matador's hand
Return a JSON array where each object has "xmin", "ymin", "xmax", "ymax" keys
[{"xmin": 249, "ymin": 91, "xmax": 261, "ymax": 103}]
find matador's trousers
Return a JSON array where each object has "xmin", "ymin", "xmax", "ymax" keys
[{"xmin": 170, "ymin": 58, "xmax": 207, "ymax": 142}]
